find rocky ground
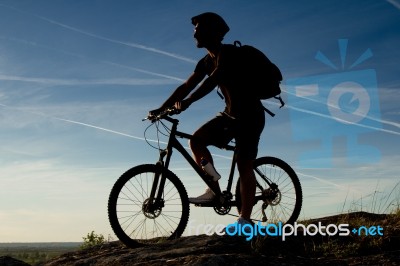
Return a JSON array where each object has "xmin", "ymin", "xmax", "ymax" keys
[
  {"xmin": 39, "ymin": 234, "xmax": 399, "ymax": 266},
  {"xmin": 2, "ymin": 212, "xmax": 399, "ymax": 266}
]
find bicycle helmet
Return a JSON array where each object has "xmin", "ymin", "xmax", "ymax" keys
[{"xmin": 191, "ymin": 12, "xmax": 230, "ymax": 39}]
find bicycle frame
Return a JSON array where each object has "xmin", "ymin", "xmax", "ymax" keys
[
  {"xmin": 108, "ymin": 111, "xmax": 302, "ymax": 247},
  {"xmin": 149, "ymin": 115, "xmax": 238, "ymax": 205}
]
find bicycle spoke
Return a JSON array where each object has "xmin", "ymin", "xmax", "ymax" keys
[
  {"xmin": 236, "ymin": 157, "xmax": 302, "ymax": 225},
  {"xmin": 108, "ymin": 164, "xmax": 189, "ymax": 246}
]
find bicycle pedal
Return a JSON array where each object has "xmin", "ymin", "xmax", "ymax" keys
[{"xmin": 193, "ymin": 202, "xmax": 215, "ymax": 207}]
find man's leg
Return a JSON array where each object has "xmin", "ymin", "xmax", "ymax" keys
[
  {"xmin": 189, "ymin": 135, "xmax": 212, "ymax": 165},
  {"xmin": 237, "ymin": 157, "xmax": 256, "ymax": 220},
  {"xmin": 189, "ymin": 114, "xmax": 233, "ymax": 198},
  {"xmin": 189, "ymin": 134, "xmax": 221, "ymax": 194}
]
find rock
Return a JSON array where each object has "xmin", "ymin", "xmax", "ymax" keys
[{"xmin": 42, "ymin": 235, "xmax": 269, "ymax": 266}]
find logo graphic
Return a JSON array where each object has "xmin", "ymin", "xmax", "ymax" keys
[
  {"xmin": 187, "ymin": 219, "xmax": 384, "ymax": 241},
  {"xmin": 286, "ymin": 39, "xmax": 381, "ymax": 167}
]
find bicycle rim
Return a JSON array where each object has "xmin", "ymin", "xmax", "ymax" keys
[
  {"xmin": 108, "ymin": 164, "xmax": 189, "ymax": 247},
  {"xmin": 236, "ymin": 156, "xmax": 302, "ymax": 225}
]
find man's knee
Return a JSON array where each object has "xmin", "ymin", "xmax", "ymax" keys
[
  {"xmin": 188, "ymin": 138, "xmax": 196, "ymax": 150},
  {"xmin": 189, "ymin": 133, "xmax": 197, "ymax": 147},
  {"xmin": 189, "ymin": 133, "xmax": 205, "ymax": 150}
]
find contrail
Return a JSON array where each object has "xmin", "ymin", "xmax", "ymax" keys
[
  {"xmin": 0, "ymin": 103, "xmax": 232, "ymax": 159},
  {"xmin": 37, "ymin": 17, "xmax": 197, "ymax": 64},
  {"xmin": 297, "ymin": 172, "xmax": 361, "ymax": 193},
  {"xmin": 286, "ymin": 104, "xmax": 400, "ymax": 136},
  {"xmin": 0, "ymin": 3, "xmax": 197, "ymax": 64},
  {"xmin": 387, "ymin": 0, "xmax": 400, "ymax": 10},
  {"xmin": 0, "ymin": 102, "xmax": 166, "ymax": 145},
  {"xmin": 287, "ymin": 89, "xmax": 400, "ymax": 130},
  {"xmin": 0, "ymin": 74, "xmax": 180, "ymax": 86},
  {"xmin": 272, "ymin": 89, "xmax": 400, "ymax": 136},
  {"xmin": 12, "ymin": 30, "xmax": 397, "ymax": 136},
  {"xmin": 52, "ymin": 116, "xmax": 234, "ymax": 160},
  {"xmin": 2, "ymin": 4, "xmax": 394, "ymax": 198},
  {"xmin": 2, "ymin": 3, "xmax": 398, "ymax": 135},
  {"xmin": 0, "ymin": 35, "xmax": 185, "ymax": 82},
  {"xmin": 53, "ymin": 117, "xmax": 150, "ymax": 142},
  {"xmin": 0, "ymin": 103, "xmax": 370, "ymax": 191},
  {"xmin": 100, "ymin": 60, "xmax": 185, "ymax": 82}
]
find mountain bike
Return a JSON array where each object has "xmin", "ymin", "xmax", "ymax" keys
[{"xmin": 108, "ymin": 108, "xmax": 302, "ymax": 247}]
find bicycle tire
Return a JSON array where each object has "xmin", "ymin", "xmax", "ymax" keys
[
  {"xmin": 108, "ymin": 164, "xmax": 190, "ymax": 247},
  {"xmin": 235, "ymin": 156, "xmax": 302, "ymax": 225}
]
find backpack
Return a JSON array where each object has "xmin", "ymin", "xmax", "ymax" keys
[{"xmin": 233, "ymin": 41, "xmax": 285, "ymax": 117}]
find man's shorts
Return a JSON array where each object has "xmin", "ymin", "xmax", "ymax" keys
[{"xmin": 193, "ymin": 112, "xmax": 265, "ymax": 160}]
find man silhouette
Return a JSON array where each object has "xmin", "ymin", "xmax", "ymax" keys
[{"xmin": 150, "ymin": 12, "xmax": 265, "ymax": 226}]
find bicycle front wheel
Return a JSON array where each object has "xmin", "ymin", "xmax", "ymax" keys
[
  {"xmin": 235, "ymin": 156, "xmax": 302, "ymax": 225},
  {"xmin": 108, "ymin": 164, "xmax": 190, "ymax": 247}
]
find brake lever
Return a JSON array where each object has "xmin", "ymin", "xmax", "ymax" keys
[{"xmin": 142, "ymin": 114, "xmax": 157, "ymax": 122}]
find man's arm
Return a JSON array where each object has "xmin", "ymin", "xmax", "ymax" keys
[
  {"xmin": 185, "ymin": 74, "xmax": 217, "ymax": 104},
  {"xmin": 175, "ymin": 68, "xmax": 219, "ymax": 111},
  {"xmin": 158, "ymin": 71, "xmax": 205, "ymax": 110}
]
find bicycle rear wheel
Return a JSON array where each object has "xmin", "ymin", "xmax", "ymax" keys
[
  {"xmin": 108, "ymin": 164, "xmax": 190, "ymax": 247},
  {"xmin": 235, "ymin": 156, "xmax": 302, "ymax": 225}
]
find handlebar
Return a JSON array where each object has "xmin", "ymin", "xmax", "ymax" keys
[
  {"xmin": 144, "ymin": 107, "xmax": 181, "ymax": 122},
  {"xmin": 144, "ymin": 106, "xmax": 236, "ymax": 151}
]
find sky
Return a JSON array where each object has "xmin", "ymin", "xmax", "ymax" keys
[{"xmin": 0, "ymin": 0, "xmax": 399, "ymax": 242}]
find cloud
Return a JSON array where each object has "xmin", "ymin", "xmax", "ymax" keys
[{"xmin": 0, "ymin": 158, "xmax": 115, "ymax": 241}]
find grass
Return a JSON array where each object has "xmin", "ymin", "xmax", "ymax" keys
[
  {"xmin": 312, "ymin": 211, "xmax": 398, "ymax": 257},
  {"xmin": 252, "ymin": 181, "xmax": 400, "ymax": 260},
  {"xmin": 250, "ymin": 209, "xmax": 400, "ymax": 260}
]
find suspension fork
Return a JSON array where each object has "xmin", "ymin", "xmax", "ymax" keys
[
  {"xmin": 146, "ymin": 149, "xmax": 172, "ymax": 211},
  {"xmin": 148, "ymin": 120, "xmax": 177, "ymax": 203}
]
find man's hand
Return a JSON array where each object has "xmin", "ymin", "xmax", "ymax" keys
[
  {"xmin": 147, "ymin": 106, "xmax": 180, "ymax": 121},
  {"xmin": 148, "ymin": 97, "xmax": 192, "ymax": 120},
  {"xmin": 148, "ymin": 108, "xmax": 163, "ymax": 118}
]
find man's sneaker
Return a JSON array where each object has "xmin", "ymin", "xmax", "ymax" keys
[
  {"xmin": 225, "ymin": 217, "xmax": 254, "ymax": 235},
  {"xmin": 188, "ymin": 188, "xmax": 216, "ymax": 204}
]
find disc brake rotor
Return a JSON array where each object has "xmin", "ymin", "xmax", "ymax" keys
[
  {"xmin": 263, "ymin": 187, "xmax": 281, "ymax": 206},
  {"xmin": 142, "ymin": 198, "xmax": 163, "ymax": 219}
]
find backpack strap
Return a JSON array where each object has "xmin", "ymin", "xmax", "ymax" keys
[
  {"xmin": 234, "ymin": 40, "xmax": 242, "ymax": 47},
  {"xmin": 263, "ymin": 96, "xmax": 285, "ymax": 117},
  {"xmin": 263, "ymin": 106, "xmax": 275, "ymax": 117},
  {"xmin": 275, "ymin": 95, "xmax": 285, "ymax": 108}
]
